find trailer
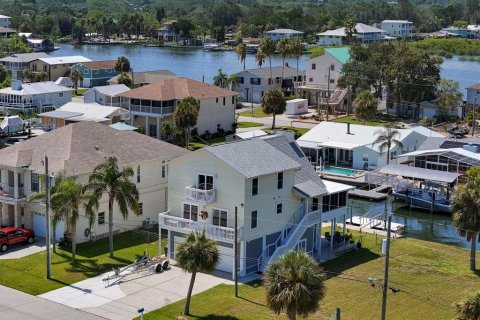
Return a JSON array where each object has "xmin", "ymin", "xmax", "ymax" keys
[{"xmin": 286, "ymin": 98, "xmax": 308, "ymax": 115}]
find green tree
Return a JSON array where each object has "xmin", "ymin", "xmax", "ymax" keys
[
  {"xmin": 213, "ymin": 68, "xmax": 229, "ymax": 89},
  {"xmin": 264, "ymin": 250, "xmax": 325, "ymax": 320},
  {"xmin": 22, "ymin": 68, "xmax": 35, "ymax": 83},
  {"xmin": 115, "ymin": 56, "xmax": 131, "ymax": 73},
  {"xmin": 173, "ymin": 97, "xmax": 199, "ymax": 148},
  {"xmin": 176, "ymin": 231, "xmax": 219, "ymax": 316},
  {"xmin": 228, "ymin": 73, "xmax": 239, "ymax": 91},
  {"xmin": 255, "ymin": 49, "xmax": 266, "ymax": 68},
  {"xmin": 259, "ymin": 37, "xmax": 275, "ymax": 86},
  {"xmin": 455, "ymin": 291, "xmax": 480, "ymax": 320},
  {"xmin": 276, "ymin": 38, "xmax": 291, "ymax": 89},
  {"xmin": 85, "ymin": 156, "xmax": 140, "ymax": 258},
  {"xmin": 452, "ymin": 167, "xmax": 480, "ymax": 271},
  {"xmin": 353, "ymin": 91, "xmax": 377, "ymax": 124},
  {"xmin": 372, "ymin": 123, "xmax": 403, "ymax": 165},
  {"xmin": 0, "ymin": 65, "xmax": 7, "ymax": 84},
  {"xmin": 161, "ymin": 120, "xmax": 178, "ymax": 142},
  {"xmin": 437, "ymin": 79, "xmax": 463, "ymax": 120},
  {"xmin": 117, "ymin": 72, "xmax": 133, "ymax": 88},
  {"xmin": 35, "ymin": 71, "xmax": 48, "ymax": 82},
  {"xmin": 290, "ymin": 38, "xmax": 303, "ymax": 81},
  {"xmin": 262, "ymin": 89, "xmax": 286, "ymax": 130},
  {"xmin": 236, "ymin": 43, "xmax": 247, "ymax": 70},
  {"xmin": 344, "ymin": 18, "xmax": 357, "ymax": 45},
  {"xmin": 70, "ymin": 69, "xmax": 83, "ymax": 95},
  {"xmin": 452, "ymin": 20, "xmax": 469, "ymax": 29}
]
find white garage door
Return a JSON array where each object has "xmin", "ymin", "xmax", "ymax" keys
[
  {"xmin": 216, "ymin": 246, "xmax": 234, "ymax": 274},
  {"xmin": 32, "ymin": 212, "xmax": 65, "ymax": 241}
]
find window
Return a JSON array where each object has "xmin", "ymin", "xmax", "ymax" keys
[
  {"xmin": 198, "ymin": 174, "xmax": 214, "ymax": 190},
  {"xmin": 252, "ymin": 178, "xmax": 258, "ymax": 196},
  {"xmin": 308, "ymin": 77, "xmax": 313, "ymax": 82},
  {"xmin": 330, "ymin": 64, "xmax": 335, "ymax": 71},
  {"xmin": 31, "ymin": 172, "xmax": 39, "ymax": 192},
  {"xmin": 277, "ymin": 172, "xmax": 283, "ymax": 189},
  {"xmin": 212, "ymin": 209, "xmax": 227, "ymax": 227},
  {"xmin": 232, "ymin": 96, "xmax": 235, "ymax": 104},
  {"xmin": 276, "ymin": 203, "xmax": 283, "ymax": 214},
  {"xmin": 59, "ymin": 92, "xmax": 63, "ymax": 98},
  {"xmin": 390, "ymin": 151, "xmax": 397, "ymax": 160},
  {"xmin": 250, "ymin": 78, "xmax": 261, "ymax": 85},
  {"xmin": 42, "ymin": 65, "xmax": 47, "ymax": 72},
  {"xmin": 312, "ymin": 197, "xmax": 319, "ymax": 211},
  {"xmin": 32, "ymin": 64, "xmax": 37, "ymax": 71},
  {"xmin": 329, "ymin": 78, "xmax": 335, "ymax": 84},
  {"xmin": 94, "ymin": 70, "xmax": 99, "ymax": 74},
  {"xmin": 312, "ymin": 63, "xmax": 316, "ymax": 70},
  {"xmin": 362, "ymin": 154, "xmax": 369, "ymax": 162},
  {"xmin": 223, "ymin": 97, "xmax": 225, "ymax": 105},
  {"xmin": 183, "ymin": 204, "xmax": 198, "ymax": 221},
  {"xmin": 137, "ymin": 165, "xmax": 141, "ymax": 183},
  {"xmin": 238, "ymin": 77, "xmax": 244, "ymax": 84},
  {"xmin": 268, "ymin": 78, "xmax": 273, "ymax": 85},
  {"xmin": 138, "ymin": 202, "xmax": 143, "ymax": 215},
  {"xmin": 84, "ymin": 70, "xmax": 88, "ymax": 74},
  {"xmin": 217, "ymin": 124, "xmax": 221, "ymax": 131},
  {"xmin": 216, "ymin": 98, "xmax": 218, "ymax": 103},
  {"xmin": 98, "ymin": 212, "xmax": 105, "ymax": 225},
  {"xmin": 251, "ymin": 210, "xmax": 258, "ymax": 229},
  {"xmin": 161, "ymin": 160, "xmax": 167, "ymax": 178}
]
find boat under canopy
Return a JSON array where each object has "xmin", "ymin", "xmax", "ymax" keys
[{"xmin": 379, "ymin": 164, "xmax": 460, "ymax": 183}]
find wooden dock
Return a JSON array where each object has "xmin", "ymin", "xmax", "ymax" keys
[
  {"xmin": 348, "ymin": 189, "xmax": 388, "ymax": 200},
  {"xmin": 346, "ymin": 216, "xmax": 405, "ymax": 236}
]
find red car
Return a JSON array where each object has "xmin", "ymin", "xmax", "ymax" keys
[{"xmin": 0, "ymin": 227, "xmax": 35, "ymax": 252}]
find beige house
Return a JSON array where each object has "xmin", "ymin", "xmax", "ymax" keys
[
  {"xmin": 0, "ymin": 122, "xmax": 188, "ymax": 243},
  {"xmin": 118, "ymin": 77, "xmax": 237, "ymax": 139},
  {"xmin": 30, "ymin": 56, "xmax": 92, "ymax": 81},
  {"xmin": 107, "ymin": 70, "xmax": 177, "ymax": 88},
  {"xmin": 159, "ymin": 135, "xmax": 352, "ymax": 276}
]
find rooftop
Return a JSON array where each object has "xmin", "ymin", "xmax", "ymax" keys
[
  {"xmin": 317, "ymin": 23, "xmax": 386, "ymax": 37},
  {"xmin": 108, "ymin": 70, "xmax": 177, "ymax": 85},
  {"xmin": 0, "ymin": 81, "xmax": 73, "ymax": 95},
  {"xmin": 466, "ymin": 83, "xmax": 480, "ymax": 90},
  {"xmin": 324, "ymin": 47, "xmax": 350, "ymax": 64},
  {"xmin": 0, "ymin": 52, "xmax": 50, "ymax": 63},
  {"xmin": 381, "ymin": 20, "xmax": 413, "ymax": 24},
  {"xmin": 401, "ymin": 148, "xmax": 480, "ymax": 167},
  {"xmin": 74, "ymin": 60, "xmax": 117, "ymax": 70},
  {"xmin": 0, "ymin": 27, "xmax": 16, "ymax": 33},
  {"xmin": 38, "ymin": 102, "xmax": 126, "ymax": 122},
  {"xmin": 266, "ymin": 29, "xmax": 304, "ymax": 34},
  {"xmin": 36, "ymin": 56, "xmax": 92, "ymax": 65},
  {"xmin": 87, "ymin": 84, "xmax": 130, "ymax": 96},
  {"xmin": 0, "ymin": 15, "xmax": 11, "ymax": 19},
  {"xmin": 237, "ymin": 66, "xmax": 304, "ymax": 79},
  {"xmin": 0, "ymin": 122, "xmax": 188, "ymax": 176},
  {"xmin": 109, "ymin": 122, "xmax": 138, "ymax": 131},
  {"xmin": 118, "ymin": 77, "xmax": 237, "ymax": 101}
]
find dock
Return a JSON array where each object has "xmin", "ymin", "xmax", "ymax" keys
[
  {"xmin": 346, "ymin": 216, "xmax": 405, "ymax": 236},
  {"xmin": 348, "ymin": 188, "xmax": 388, "ymax": 200}
]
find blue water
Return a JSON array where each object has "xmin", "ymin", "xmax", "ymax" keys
[
  {"xmin": 324, "ymin": 166, "xmax": 361, "ymax": 176},
  {"xmin": 440, "ymin": 56, "xmax": 480, "ymax": 97}
]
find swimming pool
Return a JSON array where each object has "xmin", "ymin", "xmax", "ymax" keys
[{"xmin": 323, "ymin": 166, "xmax": 363, "ymax": 177}]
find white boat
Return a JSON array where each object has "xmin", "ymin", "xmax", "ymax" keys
[{"xmin": 203, "ymin": 43, "xmax": 219, "ymax": 51}]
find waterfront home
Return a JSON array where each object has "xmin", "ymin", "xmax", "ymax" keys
[
  {"xmin": 0, "ymin": 80, "xmax": 73, "ymax": 115},
  {"xmin": 441, "ymin": 25, "xmax": 480, "ymax": 38},
  {"xmin": 317, "ymin": 23, "xmax": 390, "ymax": 46},
  {"xmin": 380, "ymin": 20, "xmax": 413, "ymax": 39},
  {"xmin": 0, "ymin": 121, "xmax": 188, "ymax": 242},
  {"xmin": 466, "ymin": 83, "xmax": 480, "ymax": 106},
  {"xmin": 0, "ymin": 52, "xmax": 50, "ymax": 80},
  {"xmin": 0, "ymin": 26, "xmax": 16, "ymax": 38},
  {"xmin": 118, "ymin": 77, "xmax": 237, "ymax": 139},
  {"xmin": 157, "ymin": 20, "xmax": 178, "ymax": 43},
  {"xmin": 297, "ymin": 122, "xmax": 444, "ymax": 170},
  {"xmin": 159, "ymin": 135, "xmax": 352, "ymax": 276},
  {"xmin": 264, "ymin": 29, "xmax": 304, "ymax": 41},
  {"xmin": 0, "ymin": 15, "xmax": 11, "ymax": 28},
  {"xmin": 295, "ymin": 47, "xmax": 350, "ymax": 113},
  {"xmin": 235, "ymin": 66, "xmax": 305, "ymax": 103},
  {"xmin": 70, "ymin": 60, "xmax": 119, "ymax": 88},
  {"xmin": 38, "ymin": 102, "xmax": 128, "ymax": 129},
  {"xmin": 107, "ymin": 70, "xmax": 177, "ymax": 88},
  {"xmin": 84, "ymin": 84, "xmax": 130, "ymax": 107},
  {"xmin": 29, "ymin": 55, "xmax": 91, "ymax": 81},
  {"xmin": 417, "ymin": 100, "xmax": 463, "ymax": 120},
  {"xmin": 25, "ymin": 38, "xmax": 54, "ymax": 52}
]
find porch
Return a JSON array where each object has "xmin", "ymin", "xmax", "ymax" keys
[{"xmin": 299, "ymin": 141, "xmax": 354, "ymax": 168}]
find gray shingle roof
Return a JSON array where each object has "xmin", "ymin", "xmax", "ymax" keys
[
  {"xmin": 204, "ymin": 139, "xmax": 300, "ymax": 179},
  {"xmin": 418, "ymin": 137, "xmax": 480, "ymax": 151},
  {"xmin": 0, "ymin": 52, "xmax": 50, "ymax": 63},
  {"xmin": 237, "ymin": 66, "xmax": 305, "ymax": 79},
  {"xmin": 89, "ymin": 84, "xmax": 130, "ymax": 96}
]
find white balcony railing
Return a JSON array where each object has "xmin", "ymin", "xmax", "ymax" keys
[
  {"xmin": 159, "ymin": 211, "xmax": 240, "ymax": 242},
  {"xmin": 185, "ymin": 186, "xmax": 216, "ymax": 204},
  {"xmin": 0, "ymin": 183, "xmax": 25, "ymax": 199}
]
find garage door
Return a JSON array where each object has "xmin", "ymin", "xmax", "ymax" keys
[
  {"xmin": 216, "ymin": 245, "xmax": 234, "ymax": 274},
  {"xmin": 32, "ymin": 212, "xmax": 65, "ymax": 241}
]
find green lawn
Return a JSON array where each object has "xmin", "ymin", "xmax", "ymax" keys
[
  {"xmin": 0, "ymin": 229, "xmax": 164, "ymax": 295},
  {"xmin": 73, "ymin": 88, "xmax": 88, "ymax": 96},
  {"xmin": 275, "ymin": 126, "xmax": 310, "ymax": 136},
  {"xmin": 188, "ymin": 136, "xmax": 226, "ymax": 151},
  {"xmin": 238, "ymin": 108, "xmax": 271, "ymax": 118},
  {"xmin": 332, "ymin": 115, "xmax": 389, "ymax": 127},
  {"xmin": 237, "ymin": 122, "xmax": 264, "ymax": 129},
  {"xmin": 140, "ymin": 232, "xmax": 480, "ymax": 320}
]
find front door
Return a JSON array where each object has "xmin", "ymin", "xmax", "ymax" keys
[{"xmin": 149, "ymin": 124, "xmax": 157, "ymax": 138}]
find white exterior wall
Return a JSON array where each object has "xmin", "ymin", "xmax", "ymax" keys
[
  {"xmin": 380, "ymin": 21, "xmax": 413, "ymax": 38},
  {"xmin": 0, "ymin": 17, "xmax": 11, "ymax": 28},
  {"xmin": 31, "ymin": 91, "xmax": 73, "ymax": 108},
  {"xmin": 352, "ymin": 146, "xmax": 383, "ymax": 170},
  {"xmin": 197, "ymin": 96, "xmax": 236, "ymax": 134},
  {"xmin": 306, "ymin": 54, "xmax": 343, "ymax": 88},
  {"xmin": 317, "ymin": 36, "xmax": 343, "ymax": 46},
  {"xmin": 357, "ymin": 32, "xmax": 386, "ymax": 43},
  {"xmin": 236, "ymin": 72, "xmax": 275, "ymax": 104},
  {"xmin": 466, "ymin": 88, "xmax": 480, "ymax": 105}
]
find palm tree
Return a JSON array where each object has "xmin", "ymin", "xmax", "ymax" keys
[
  {"xmin": 173, "ymin": 96, "xmax": 199, "ymax": 148},
  {"xmin": 236, "ymin": 43, "xmax": 247, "ymax": 70},
  {"xmin": 115, "ymin": 56, "xmax": 131, "ymax": 73},
  {"xmin": 276, "ymin": 38, "xmax": 291, "ymax": 89},
  {"xmin": 353, "ymin": 90, "xmax": 377, "ymax": 124},
  {"xmin": 455, "ymin": 291, "xmax": 480, "ymax": 320},
  {"xmin": 117, "ymin": 72, "xmax": 133, "ymax": 88},
  {"xmin": 228, "ymin": 73, "xmax": 239, "ymax": 91},
  {"xmin": 35, "ymin": 71, "xmax": 48, "ymax": 82},
  {"xmin": 290, "ymin": 38, "xmax": 303, "ymax": 81},
  {"xmin": 344, "ymin": 18, "xmax": 357, "ymax": 45},
  {"xmin": 264, "ymin": 250, "xmax": 325, "ymax": 320},
  {"xmin": 372, "ymin": 123, "xmax": 403, "ymax": 165},
  {"xmin": 262, "ymin": 88, "xmax": 286, "ymax": 129},
  {"xmin": 452, "ymin": 167, "xmax": 480, "ymax": 271},
  {"xmin": 255, "ymin": 49, "xmax": 266, "ymax": 68},
  {"xmin": 213, "ymin": 68, "xmax": 229, "ymax": 89},
  {"xmin": 70, "ymin": 69, "xmax": 83, "ymax": 95},
  {"xmin": 85, "ymin": 156, "xmax": 140, "ymax": 258},
  {"xmin": 259, "ymin": 37, "xmax": 275, "ymax": 86},
  {"xmin": 176, "ymin": 231, "xmax": 219, "ymax": 316},
  {"xmin": 22, "ymin": 68, "xmax": 35, "ymax": 83}
]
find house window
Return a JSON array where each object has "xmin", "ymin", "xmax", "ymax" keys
[
  {"xmin": 362, "ymin": 154, "xmax": 369, "ymax": 162},
  {"xmin": 232, "ymin": 96, "xmax": 235, "ymax": 104},
  {"xmin": 31, "ymin": 172, "xmax": 39, "ymax": 192},
  {"xmin": 84, "ymin": 70, "xmax": 88, "ymax": 74},
  {"xmin": 276, "ymin": 203, "xmax": 283, "ymax": 214},
  {"xmin": 198, "ymin": 174, "xmax": 214, "ymax": 190},
  {"xmin": 59, "ymin": 92, "xmax": 63, "ymax": 98},
  {"xmin": 216, "ymin": 98, "xmax": 218, "ymax": 103},
  {"xmin": 252, "ymin": 178, "xmax": 258, "ymax": 196},
  {"xmin": 137, "ymin": 165, "xmax": 140, "ymax": 183},
  {"xmin": 138, "ymin": 202, "xmax": 143, "ymax": 215},
  {"xmin": 309, "ymin": 77, "xmax": 313, "ymax": 82},
  {"xmin": 32, "ymin": 64, "xmax": 37, "ymax": 71},
  {"xmin": 43, "ymin": 65, "xmax": 47, "ymax": 72},
  {"xmin": 223, "ymin": 97, "xmax": 225, "ymax": 105},
  {"xmin": 390, "ymin": 151, "xmax": 397, "ymax": 160},
  {"xmin": 238, "ymin": 77, "xmax": 244, "ymax": 84},
  {"xmin": 251, "ymin": 210, "xmax": 258, "ymax": 229},
  {"xmin": 161, "ymin": 160, "xmax": 167, "ymax": 178},
  {"xmin": 98, "ymin": 212, "xmax": 105, "ymax": 225},
  {"xmin": 183, "ymin": 203, "xmax": 198, "ymax": 221},
  {"xmin": 212, "ymin": 209, "xmax": 227, "ymax": 227},
  {"xmin": 217, "ymin": 124, "xmax": 221, "ymax": 131},
  {"xmin": 329, "ymin": 79, "xmax": 335, "ymax": 84},
  {"xmin": 250, "ymin": 78, "xmax": 261, "ymax": 85},
  {"xmin": 330, "ymin": 64, "xmax": 335, "ymax": 71},
  {"xmin": 312, "ymin": 197, "xmax": 319, "ymax": 211},
  {"xmin": 277, "ymin": 172, "xmax": 283, "ymax": 189},
  {"xmin": 94, "ymin": 70, "xmax": 99, "ymax": 74},
  {"xmin": 268, "ymin": 78, "xmax": 273, "ymax": 85},
  {"xmin": 312, "ymin": 63, "xmax": 316, "ymax": 70}
]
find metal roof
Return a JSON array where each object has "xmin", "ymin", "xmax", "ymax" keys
[
  {"xmin": 87, "ymin": 84, "xmax": 130, "ymax": 96},
  {"xmin": 379, "ymin": 164, "xmax": 460, "ymax": 183},
  {"xmin": 236, "ymin": 66, "xmax": 304, "ymax": 79},
  {"xmin": 37, "ymin": 56, "xmax": 91, "ymax": 65},
  {"xmin": 401, "ymin": 148, "xmax": 480, "ymax": 167},
  {"xmin": 109, "ymin": 122, "xmax": 138, "ymax": 131},
  {"xmin": 324, "ymin": 47, "xmax": 350, "ymax": 64},
  {"xmin": 266, "ymin": 29, "xmax": 303, "ymax": 34},
  {"xmin": 0, "ymin": 52, "xmax": 50, "ymax": 63},
  {"xmin": 0, "ymin": 81, "xmax": 73, "ymax": 95}
]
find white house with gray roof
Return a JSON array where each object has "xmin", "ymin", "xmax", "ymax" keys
[
  {"xmin": 159, "ymin": 135, "xmax": 352, "ymax": 276},
  {"xmin": 317, "ymin": 23, "xmax": 390, "ymax": 45},
  {"xmin": 84, "ymin": 84, "xmax": 130, "ymax": 107},
  {"xmin": 0, "ymin": 15, "xmax": 11, "ymax": 28},
  {"xmin": 235, "ymin": 66, "xmax": 305, "ymax": 103},
  {"xmin": 0, "ymin": 52, "xmax": 50, "ymax": 80},
  {"xmin": 265, "ymin": 29, "xmax": 304, "ymax": 41}
]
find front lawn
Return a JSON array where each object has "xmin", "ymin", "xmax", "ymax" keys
[
  {"xmin": 73, "ymin": 88, "xmax": 88, "ymax": 96},
  {"xmin": 237, "ymin": 122, "xmax": 264, "ymax": 128},
  {"xmin": 140, "ymin": 231, "xmax": 480, "ymax": 320},
  {"xmin": 238, "ymin": 108, "xmax": 271, "ymax": 118},
  {"xmin": 332, "ymin": 115, "xmax": 389, "ymax": 127},
  {"xmin": 188, "ymin": 136, "xmax": 226, "ymax": 151},
  {"xmin": 275, "ymin": 126, "xmax": 310, "ymax": 136},
  {"xmin": 0, "ymin": 229, "xmax": 163, "ymax": 295}
]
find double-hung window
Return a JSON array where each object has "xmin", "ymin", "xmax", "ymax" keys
[
  {"xmin": 277, "ymin": 172, "xmax": 283, "ymax": 189},
  {"xmin": 183, "ymin": 204, "xmax": 198, "ymax": 221},
  {"xmin": 251, "ymin": 210, "xmax": 258, "ymax": 229},
  {"xmin": 212, "ymin": 209, "xmax": 228, "ymax": 227},
  {"xmin": 198, "ymin": 174, "xmax": 214, "ymax": 190},
  {"xmin": 252, "ymin": 178, "xmax": 258, "ymax": 196}
]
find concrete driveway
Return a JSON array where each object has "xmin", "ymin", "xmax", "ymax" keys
[
  {"xmin": 0, "ymin": 237, "xmax": 46, "ymax": 259},
  {"xmin": 40, "ymin": 265, "xmax": 235, "ymax": 320}
]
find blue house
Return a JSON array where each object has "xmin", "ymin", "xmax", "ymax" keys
[
  {"xmin": 70, "ymin": 60, "xmax": 119, "ymax": 88},
  {"xmin": 466, "ymin": 83, "xmax": 480, "ymax": 106}
]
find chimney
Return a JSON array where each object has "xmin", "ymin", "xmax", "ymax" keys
[{"xmin": 347, "ymin": 122, "xmax": 351, "ymax": 134}]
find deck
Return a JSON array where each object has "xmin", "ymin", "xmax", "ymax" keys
[
  {"xmin": 346, "ymin": 216, "xmax": 405, "ymax": 237},
  {"xmin": 348, "ymin": 189, "xmax": 388, "ymax": 200}
]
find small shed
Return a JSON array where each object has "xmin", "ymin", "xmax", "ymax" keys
[{"xmin": 286, "ymin": 99, "xmax": 308, "ymax": 115}]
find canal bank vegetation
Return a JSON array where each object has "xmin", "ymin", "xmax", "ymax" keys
[{"xmin": 412, "ymin": 38, "xmax": 480, "ymax": 57}]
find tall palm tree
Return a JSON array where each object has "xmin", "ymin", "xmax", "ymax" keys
[
  {"xmin": 255, "ymin": 49, "xmax": 266, "ymax": 68},
  {"xmin": 264, "ymin": 250, "xmax": 325, "ymax": 320},
  {"xmin": 276, "ymin": 38, "xmax": 291, "ymax": 89},
  {"xmin": 115, "ymin": 56, "xmax": 131, "ymax": 73},
  {"xmin": 213, "ymin": 68, "xmax": 229, "ymax": 89},
  {"xmin": 353, "ymin": 90, "xmax": 377, "ymax": 124},
  {"xmin": 344, "ymin": 18, "xmax": 357, "ymax": 45},
  {"xmin": 455, "ymin": 291, "xmax": 480, "ymax": 320},
  {"xmin": 259, "ymin": 37, "xmax": 275, "ymax": 86},
  {"xmin": 176, "ymin": 231, "xmax": 219, "ymax": 316},
  {"xmin": 70, "ymin": 69, "xmax": 83, "ymax": 95},
  {"xmin": 236, "ymin": 43, "xmax": 247, "ymax": 70},
  {"xmin": 372, "ymin": 123, "xmax": 403, "ymax": 165},
  {"xmin": 262, "ymin": 88, "xmax": 286, "ymax": 129},
  {"xmin": 22, "ymin": 68, "xmax": 35, "ymax": 83},
  {"xmin": 85, "ymin": 156, "xmax": 140, "ymax": 258},
  {"xmin": 228, "ymin": 73, "xmax": 239, "ymax": 91},
  {"xmin": 290, "ymin": 38, "xmax": 303, "ymax": 81},
  {"xmin": 452, "ymin": 167, "xmax": 480, "ymax": 271},
  {"xmin": 173, "ymin": 96, "xmax": 199, "ymax": 148}
]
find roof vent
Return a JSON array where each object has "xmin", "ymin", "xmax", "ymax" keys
[{"xmin": 463, "ymin": 143, "xmax": 478, "ymax": 153}]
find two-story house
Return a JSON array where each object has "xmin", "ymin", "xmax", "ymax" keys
[
  {"xmin": 0, "ymin": 52, "xmax": 50, "ymax": 80},
  {"xmin": 107, "ymin": 70, "xmax": 177, "ymax": 88},
  {"xmin": 157, "ymin": 20, "xmax": 178, "ymax": 43},
  {"xmin": 466, "ymin": 83, "xmax": 480, "ymax": 106},
  {"xmin": 0, "ymin": 121, "xmax": 188, "ymax": 243},
  {"xmin": 235, "ymin": 66, "xmax": 304, "ymax": 103},
  {"xmin": 70, "ymin": 60, "xmax": 120, "ymax": 88},
  {"xmin": 30, "ymin": 56, "xmax": 92, "ymax": 81},
  {"xmin": 264, "ymin": 29, "xmax": 304, "ymax": 41},
  {"xmin": 84, "ymin": 84, "xmax": 130, "ymax": 107},
  {"xmin": 118, "ymin": 77, "xmax": 237, "ymax": 139},
  {"xmin": 159, "ymin": 135, "xmax": 353, "ymax": 276},
  {"xmin": 380, "ymin": 20, "xmax": 413, "ymax": 39},
  {"xmin": 0, "ymin": 15, "xmax": 11, "ymax": 28},
  {"xmin": 317, "ymin": 23, "xmax": 389, "ymax": 46}
]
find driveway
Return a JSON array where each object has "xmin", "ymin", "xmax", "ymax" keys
[
  {"xmin": 0, "ymin": 237, "xmax": 46, "ymax": 259},
  {"xmin": 0, "ymin": 285, "xmax": 106, "ymax": 319},
  {"xmin": 40, "ymin": 265, "xmax": 236, "ymax": 320}
]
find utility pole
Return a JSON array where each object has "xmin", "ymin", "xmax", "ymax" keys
[
  {"xmin": 381, "ymin": 213, "xmax": 392, "ymax": 320},
  {"xmin": 44, "ymin": 155, "xmax": 51, "ymax": 280},
  {"xmin": 472, "ymin": 94, "xmax": 479, "ymax": 137},
  {"xmin": 336, "ymin": 307, "xmax": 341, "ymax": 320},
  {"xmin": 234, "ymin": 206, "xmax": 238, "ymax": 297}
]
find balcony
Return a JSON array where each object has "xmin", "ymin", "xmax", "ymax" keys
[
  {"xmin": 185, "ymin": 186, "xmax": 216, "ymax": 204},
  {"xmin": 0, "ymin": 183, "xmax": 25, "ymax": 199},
  {"xmin": 159, "ymin": 211, "xmax": 240, "ymax": 242},
  {"xmin": 130, "ymin": 105, "xmax": 175, "ymax": 115}
]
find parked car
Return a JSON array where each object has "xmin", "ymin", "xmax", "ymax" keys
[{"xmin": 0, "ymin": 227, "xmax": 35, "ymax": 252}]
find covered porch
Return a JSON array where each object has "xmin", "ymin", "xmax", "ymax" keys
[{"xmin": 298, "ymin": 140, "xmax": 355, "ymax": 168}]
